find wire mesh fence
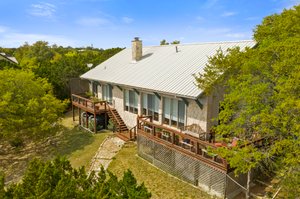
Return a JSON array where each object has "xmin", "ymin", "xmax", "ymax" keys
[
  {"xmin": 137, "ymin": 134, "xmax": 248, "ymax": 198},
  {"xmin": 137, "ymin": 135, "xmax": 226, "ymax": 198}
]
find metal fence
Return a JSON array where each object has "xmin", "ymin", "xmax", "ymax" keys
[{"xmin": 137, "ymin": 134, "xmax": 247, "ymax": 198}]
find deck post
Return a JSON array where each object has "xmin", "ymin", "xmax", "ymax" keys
[
  {"xmin": 94, "ymin": 113, "xmax": 97, "ymax": 133},
  {"xmin": 78, "ymin": 108, "xmax": 81, "ymax": 125},
  {"xmin": 72, "ymin": 104, "xmax": 75, "ymax": 121},
  {"xmin": 104, "ymin": 102, "xmax": 107, "ymax": 129},
  {"xmin": 196, "ymin": 142, "xmax": 199, "ymax": 154},
  {"xmin": 86, "ymin": 111, "xmax": 89, "ymax": 129},
  {"xmin": 172, "ymin": 132, "xmax": 175, "ymax": 144}
]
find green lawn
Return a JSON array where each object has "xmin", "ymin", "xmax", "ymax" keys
[
  {"xmin": 1, "ymin": 111, "xmax": 213, "ymax": 198},
  {"xmin": 55, "ymin": 111, "xmax": 112, "ymax": 169},
  {"xmin": 108, "ymin": 143, "xmax": 213, "ymax": 199},
  {"xmin": 0, "ymin": 111, "xmax": 112, "ymax": 184}
]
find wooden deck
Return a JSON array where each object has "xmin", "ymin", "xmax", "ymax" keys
[
  {"xmin": 136, "ymin": 116, "xmax": 268, "ymax": 173},
  {"xmin": 136, "ymin": 116, "xmax": 229, "ymax": 172},
  {"xmin": 71, "ymin": 94, "xmax": 107, "ymax": 114},
  {"xmin": 71, "ymin": 94, "xmax": 130, "ymax": 139}
]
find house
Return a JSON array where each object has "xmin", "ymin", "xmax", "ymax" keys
[
  {"xmin": 0, "ymin": 52, "xmax": 18, "ymax": 65},
  {"xmin": 72, "ymin": 38, "xmax": 256, "ymax": 198}
]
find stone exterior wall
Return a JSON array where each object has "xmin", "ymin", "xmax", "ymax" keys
[
  {"xmin": 112, "ymin": 86, "xmax": 138, "ymax": 127},
  {"xmin": 186, "ymin": 97, "xmax": 209, "ymax": 132},
  {"xmin": 92, "ymin": 83, "xmax": 220, "ymax": 132},
  {"xmin": 131, "ymin": 38, "xmax": 142, "ymax": 61}
]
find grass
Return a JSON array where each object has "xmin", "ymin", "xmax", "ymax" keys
[
  {"xmin": 108, "ymin": 143, "xmax": 213, "ymax": 199},
  {"xmin": 65, "ymin": 130, "xmax": 110, "ymax": 169},
  {"xmin": 55, "ymin": 111, "xmax": 112, "ymax": 169},
  {"xmin": 0, "ymin": 111, "xmax": 112, "ymax": 184},
  {"xmin": 1, "ymin": 111, "xmax": 213, "ymax": 198}
]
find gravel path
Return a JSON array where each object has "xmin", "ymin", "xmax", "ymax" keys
[{"xmin": 88, "ymin": 136, "xmax": 125, "ymax": 174}]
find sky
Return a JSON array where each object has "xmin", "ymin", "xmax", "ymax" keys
[{"xmin": 0, "ymin": 0, "xmax": 299, "ymax": 49}]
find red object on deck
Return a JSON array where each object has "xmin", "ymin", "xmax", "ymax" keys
[
  {"xmin": 214, "ymin": 142, "xmax": 226, "ymax": 147},
  {"xmin": 231, "ymin": 138, "xmax": 238, "ymax": 147}
]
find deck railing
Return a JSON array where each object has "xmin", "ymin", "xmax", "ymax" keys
[
  {"xmin": 71, "ymin": 94, "xmax": 107, "ymax": 113},
  {"xmin": 136, "ymin": 116, "xmax": 229, "ymax": 171}
]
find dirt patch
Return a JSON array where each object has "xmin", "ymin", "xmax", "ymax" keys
[
  {"xmin": 0, "ymin": 136, "xmax": 59, "ymax": 184},
  {"xmin": 0, "ymin": 111, "xmax": 105, "ymax": 185}
]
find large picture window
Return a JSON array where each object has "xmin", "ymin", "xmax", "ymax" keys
[
  {"xmin": 124, "ymin": 90, "xmax": 138, "ymax": 114},
  {"xmin": 102, "ymin": 84, "xmax": 112, "ymax": 104},
  {"xmin": 142, "ymin": 93, "xmax": 159, "ymax": 121},
  {"xmin": 163, "ymin": 97, "xmax": 185, "ymax": 128}
]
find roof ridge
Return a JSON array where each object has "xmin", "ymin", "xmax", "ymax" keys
[{"xmin": 129, "ymin": 40, "xmax": 255, "ymax": 48}]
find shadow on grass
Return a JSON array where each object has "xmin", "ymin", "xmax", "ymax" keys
[{"xmin": 51, "ymin": 125, "xmax": 97, "ymax": 158}]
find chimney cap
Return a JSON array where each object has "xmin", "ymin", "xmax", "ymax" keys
[{"xmin": 134, "ymin": 37, "xmax": 140, "ymax": 41}]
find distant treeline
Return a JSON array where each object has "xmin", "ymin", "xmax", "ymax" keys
[{"xmin": 0, "ymin": 42, "xmax": 123, "ymax": 99}]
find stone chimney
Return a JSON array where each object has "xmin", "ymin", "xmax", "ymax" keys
[{"xmin": 132, "ymin": 37, "xmax": 142, "ymax": 62}]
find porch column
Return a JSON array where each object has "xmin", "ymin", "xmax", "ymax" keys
[
  {"xmin": 86, "ymin": 112, "xmax": 89, "ymax": 129},
  {"xmin": 78, "ymin": 108, "xmax": 81, "ymax": 125},
  {"xmin": 72, "ymin": 105, "xmax": 75, "ymax": 121},
  {"xmin": 94, "ymin": 113, "xmax": 97, "ymax": 133},
  {"xmin": 104, "ymin": 102, "xmax": 107, "ymax": 129}
]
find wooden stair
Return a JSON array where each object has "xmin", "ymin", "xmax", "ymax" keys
[
  {"xmin": 116, "ymin": 131, "xmax": 131, "ymax": 142},
  {"xmin": 107, "ymin": 108, "xmax": 128, "ymax": 132}
]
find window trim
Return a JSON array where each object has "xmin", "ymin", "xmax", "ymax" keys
[
  {"xmin": 124, "ymin": 89, "xmax": 138, "ymax": 114},
  {"xmin": 163, "ymin": 97, "xmax": 186, "ymax": 128},
  {"xmin": 102, "ymin": 84, "xmax": 112, "ymax": 104},
  {"xmin": 142, "ymin": 93, "xmax": 160, "ymax": 121}
]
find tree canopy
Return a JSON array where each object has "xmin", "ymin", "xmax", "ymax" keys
[
  {"xmin": 0, "ymin": 157, "xmax": 151, "ymax": 199},
  {"xmin": 160, "ymin": 39, "xmax": 180, "ymax": 45},
  {"xmin": 0, "ymin": 69, "xmax": 67, "ymax": 141},
  {"xmin": 195, "ymin": 5, "xmax": 300, "ymax": 198},
  {"xmin": 4, "ymin": 42, "xmax": 123, "ymax": 99}
]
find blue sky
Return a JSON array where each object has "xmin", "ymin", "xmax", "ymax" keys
[{"xmin": 0, "ymin": 0, "xmax": 299, "ymax": 48}]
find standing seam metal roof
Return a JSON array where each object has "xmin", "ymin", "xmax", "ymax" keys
[{"xmin": 81, "ymin": 40, "xmax": 256, "ymax": 99}]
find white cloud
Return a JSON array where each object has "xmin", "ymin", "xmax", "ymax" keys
[
  {"xmin": 29, "ymin": 2, "xmax": 56, "ymax": 18},
  {"xmin": 77, "ymin": 17, "xmax": 110, "ymax": 26},
  {"xmin": 122, "ymin": 16, "xmax": 134, "ymax": 24},
  {"xmin": 195, "ymin": 16, "xmax": 205, "ymax": 23},
  {"xmin": 221, "ymin": 12, "xmax": 236, "ymax": 17},
  {"xmin": 202, "ymin": 0, "xmax": 219, "ymax": 9},
  {"xmin": 1, "ymin": 33, "xmax": 75, "ymax": 47},
  {"xmin": 0, "ymin": 26, "xmax": 8, "ymax": 33}
]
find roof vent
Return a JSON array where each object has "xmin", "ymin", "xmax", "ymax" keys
[{"xmin": 132, "ymin": 37, "xmax": 142, "ymax": 62}]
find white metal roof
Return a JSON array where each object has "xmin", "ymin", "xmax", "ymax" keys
[
  {"xmin": 81, "ymin": 40, "xmax": 256, "ymax": 99},
  {"xmin": 0, "ymin": 52, "xmax": 18, "ymax": 64}
]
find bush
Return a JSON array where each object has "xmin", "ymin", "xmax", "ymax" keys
[
  {"xmin": 9, "ymin": 137, "xmax": 23, "ymax": 148},
  {"xmin": 0, "ymin": 157, "xmax": 151, "ymax": 198}
]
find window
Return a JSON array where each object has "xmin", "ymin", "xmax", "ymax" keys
[
  {"xmin": 124, "ymin": 90, "xmax": 138, "ymax": 114},
  {"xmin": 142, "ymin": 93, "xmax": 160, "ymax": 121},
  {"xmin": 92, "ymin": 82, "xmax": 98, "ymax": 96},
  {"xmin": 163, "ymin": 97, "xmax": 185, "ymax": 128},
  {"xmin": 102, "ymin": 84, "xmax": 112, "ymax": 104}
]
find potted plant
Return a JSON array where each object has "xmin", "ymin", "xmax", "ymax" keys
[{"xmin": 155, "ymin": 127, "xmax": 162, "ymax": 137}]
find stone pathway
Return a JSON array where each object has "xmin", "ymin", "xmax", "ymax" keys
[{"xmin": 88, "ymin": 136, "xmax": 125, "ymax": 174}]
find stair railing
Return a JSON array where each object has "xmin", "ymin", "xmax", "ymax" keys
[
  {"xmin": 106, "ymin": 103, "xmax": 122, "ymax": 132},
  {"xmin": 128, "ymin": 125, "xmax": 137, "ymax": 140}
]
